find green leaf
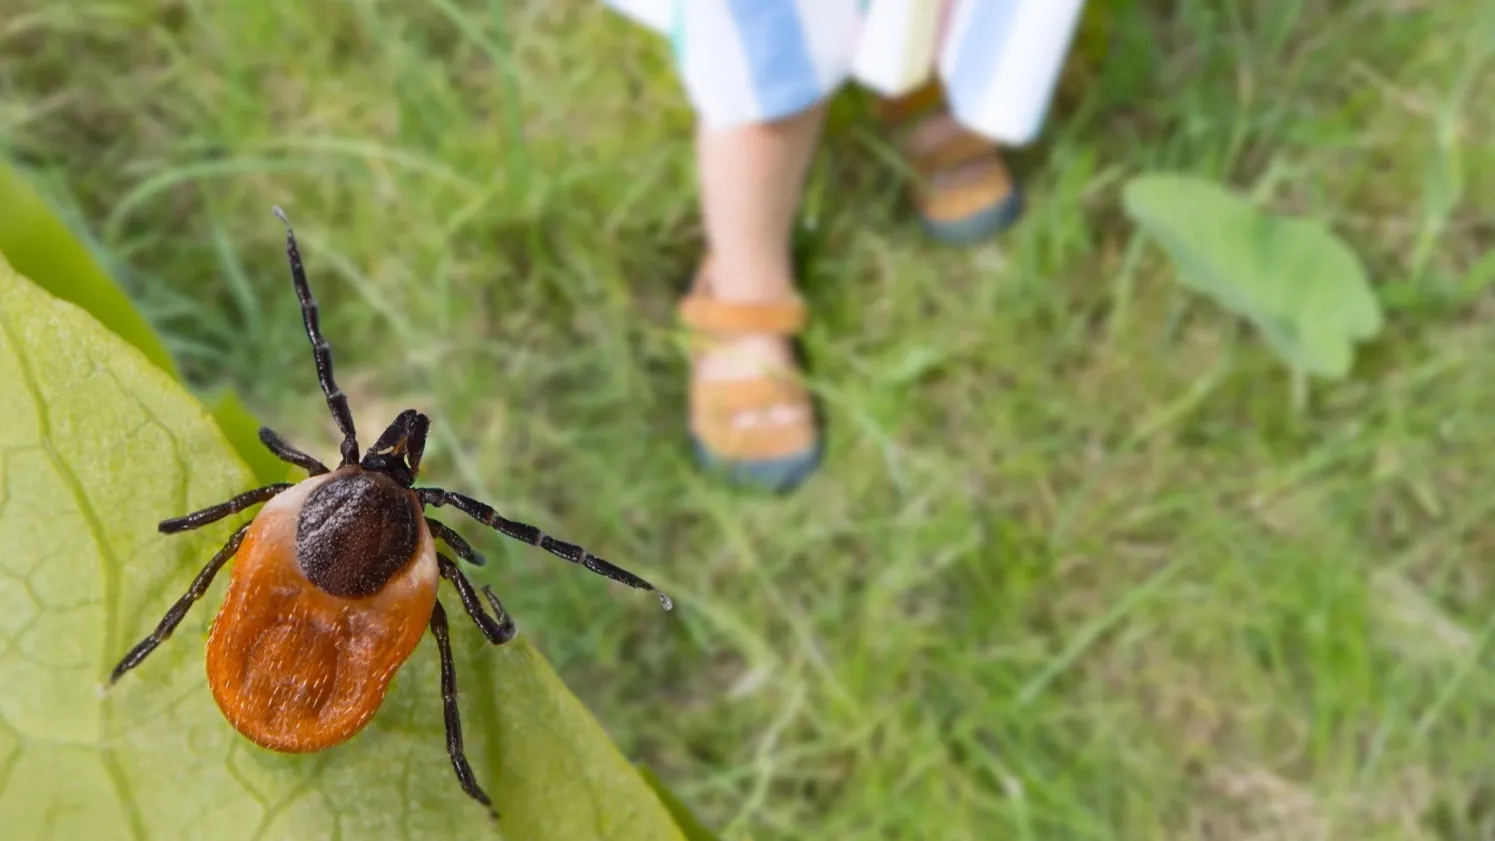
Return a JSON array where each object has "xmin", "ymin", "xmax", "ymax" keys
[
  {"xmin": 1122, "ymin": 172, "xmax": 1384, "ymax": 379},
  {"xmin": 0, "ymin": 161, "xmax": 179, "ymax": 377},
  {"xmin": 203, "ymin": 387, "xmax": 301, "ymax": 485},
  {"xmin": 637, "ymin": 765, "xmax": 724, "ymax": 841},
  {"xmin": 481, "ymin": 642, "xmax": 691, "ymax": 841},
  {"xmin": 0, "ymin": 256, "xmax": 689, "ymax": 840},
  {"xmin": 0, "ymin": 158, "xmax": 285, "ymax": 486}
]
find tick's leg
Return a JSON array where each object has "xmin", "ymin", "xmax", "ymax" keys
[
  {"xmin": 273, "ymin": 206, "xmax": 360, "ymax": 468},
  {"xmin": 418, "ymin": 488, "xmax": 673, "ymax": 610},
  {"xmin": 109, "ymin": 524, "xmax": 249, "ymax": 683},
  {"xmin": 437, "ymin": 554, "xmax": 516, "ymax": 645},
  {"xmin": 258, "ymin": 427, "xmax": 329, "ymax": 475},
  {"xmin": 429, "ymin": 599, "xmax": 498, "ymax": 820},
  {"xmin": 158, "ymin": 483, "xmax": 292, "ymax": 535},
  {"xmin": 428, "ymin": 518, "xmax": 486, "ymax": 567}
]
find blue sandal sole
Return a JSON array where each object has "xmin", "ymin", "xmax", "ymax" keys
[
  {"xmin": 919, "ymin": 186, "xmax": 1025, "ymax": 246},
  {"xmin": 689, "ymin": 434, "xmax": 823, "ymax": 494}
]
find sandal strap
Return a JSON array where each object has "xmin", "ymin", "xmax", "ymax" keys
[
  {"xmin": 692, "ymin": 376, "xmax": 806, "ymax": 414},
  {"xmin": 905, "ymin": 126, "xmax": 996, "ymax": 178},
  {"xmin": 875, "ymin": 79, "xmax": 946, "ymax": 129},
  {"xmin": 916, "ymin": 158, "xmax": 1015, "ymax": 223},
  {"xmin": 875, "ymin": 82, "xmax": 996, "ymax": 178},
  {"xmin": 679, "ymin": 294, "xmax": 807, "ymax": 337},
  {"xmin": 680, "ymin": 260, "xmax": 820, "ymax": 463},
  {"xmin": 692, "ymin": 418, "xmax": 818, "ymax": 461}
]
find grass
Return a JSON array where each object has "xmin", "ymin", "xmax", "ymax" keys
[{"xmin": 4, "ymin": 0, "xmax": 1495, "ymax": 838}]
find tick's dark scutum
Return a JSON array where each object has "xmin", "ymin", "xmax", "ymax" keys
[{"xmin": 295, "ymin": 468, "xmax": 422, "ymax": 598}]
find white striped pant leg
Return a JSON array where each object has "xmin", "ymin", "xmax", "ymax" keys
[{"xmin": 601, "ymin": 0, "xmax": 863, "ymax": 129}]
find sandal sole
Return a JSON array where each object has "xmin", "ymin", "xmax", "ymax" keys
[
  {"xmin": 690, "ymin": 435, "xmax": 823, "ymax": 494},
  {"xmin": 920, "ymin": 186, "xmax": 1025, "ymax": 246}
]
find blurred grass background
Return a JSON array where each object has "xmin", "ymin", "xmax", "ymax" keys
[{"xmin": 3, "ymin": 0, "xmax": 1495, "ymax": 838}]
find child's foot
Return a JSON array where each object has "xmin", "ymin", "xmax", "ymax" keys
[
  {"xmin": 678, "ymin": 263, "xmax": 821, "ymax": 493},
  {"xmin": 902, "ymin": 112, "xmax": 1025, "ymax": 244},
  {"xmin": 878, "ymin": 84, "xmax": 1024, "ymax": 244}
]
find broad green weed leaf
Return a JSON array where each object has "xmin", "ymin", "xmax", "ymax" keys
[
  {"xmin": 1122, "ymin": 173, "xmax": 1383, "ymax": 378},
  {"xmin": 0, "ymin": 159, "xmax": 284, "ymax": 485},
  {"xmin": 0, "ymin": 257, "xmax": 689, "ymax": 840}
]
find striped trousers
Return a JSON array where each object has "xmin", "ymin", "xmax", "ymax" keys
[{"xmin": 602, "ymin": 0, "xmax": 1081, "ymax": 144}]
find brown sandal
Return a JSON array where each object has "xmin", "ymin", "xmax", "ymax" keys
[
  {"xmin": 677, "ymin": 265, "xmax": 822, "ymax": 492},
  {"xmin": 876, "ymin": 80, "xmax": 1025, "ymax": 244}
]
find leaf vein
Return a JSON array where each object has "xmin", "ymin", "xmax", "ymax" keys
[{"xmin": 0, "ymin": 305, "xmax": 149, "ymax": 841}]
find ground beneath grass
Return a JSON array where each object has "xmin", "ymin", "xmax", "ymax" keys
[{"xmin": 4, "ymin": 1, "xmax": 1495, "ymax": 838}]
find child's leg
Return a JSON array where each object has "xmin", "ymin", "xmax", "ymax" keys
[
  {"xmin": 695, "ymin": 104, "xmax": 825, "ymax": 393},
  {"xmin": 679, "ymin": 103, "xmax": 828, "ymax": 491}
]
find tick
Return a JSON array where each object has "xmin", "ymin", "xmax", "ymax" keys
[{"xmin": 108, "ymin": 206, "xmax": 672, "ymax": 819}]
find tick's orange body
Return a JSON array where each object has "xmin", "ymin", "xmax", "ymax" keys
[
  {"xmin": 107, "ymin": 207, "xmax": 669, "ymax": 820},
  {"xmin": 204, "ymin": 472, "xmax": 437, "ymax": 753}
]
